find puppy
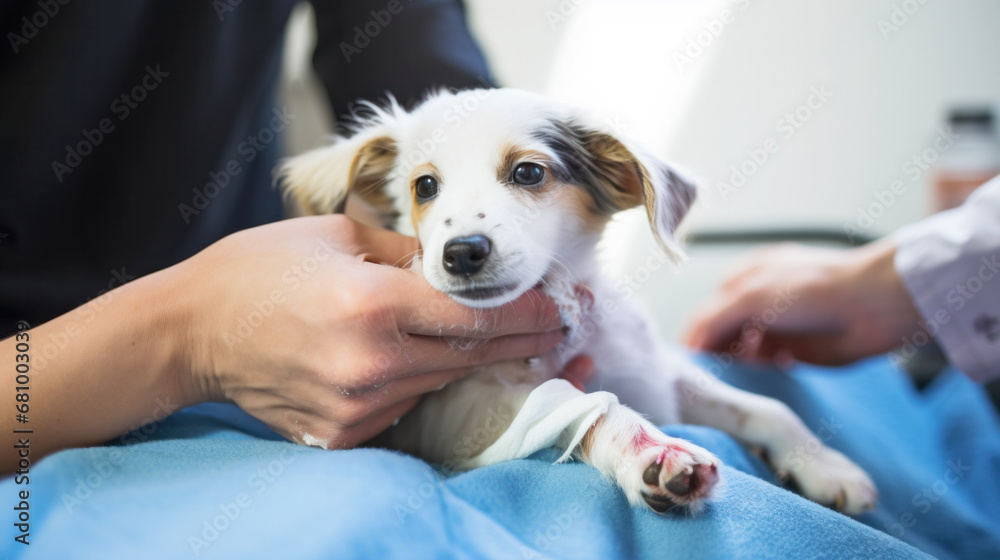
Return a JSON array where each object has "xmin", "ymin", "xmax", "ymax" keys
[{"xmin": 279, "ymin": 88, "xmax": 877, "ymax": 514}]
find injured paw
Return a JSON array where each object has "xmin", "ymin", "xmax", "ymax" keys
[
  {"xmin": 626, "ymin": 435, "xmax": 721, "ymax": 513},
  {"xmin": 579, "ymin": 409, "xmax": 723, "ymax": 514}
]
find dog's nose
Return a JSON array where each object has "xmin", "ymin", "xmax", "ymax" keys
[{"xmin": 443, "ymin": 235, "xmax": 491, "ymax": 276}]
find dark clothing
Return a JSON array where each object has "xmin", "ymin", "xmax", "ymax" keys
[{"xmin": 0, "ymin": 0, "xmax": 492, "ymax": 335}]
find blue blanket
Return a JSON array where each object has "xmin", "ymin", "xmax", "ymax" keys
[{"xmin": 3, "ymin": 356, "xmax": 999, "ymax": 559}]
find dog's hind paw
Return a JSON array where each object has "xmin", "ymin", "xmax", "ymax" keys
[{"xmin": 775, "ymin": 445, "xmax": 877, "ymax": 515}]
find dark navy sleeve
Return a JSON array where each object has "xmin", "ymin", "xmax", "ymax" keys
[{"xmin": 309, "ymin": 0, "xmax": 496, "ymax": 120}]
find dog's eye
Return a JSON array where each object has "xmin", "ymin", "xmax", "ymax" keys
[
  {"xmin": 512, "ymin": 163, "xmax": 544, "ymax": 186},
  {"xmin": 415, "ymin": 175, "xmax": 438, "ymax": 201}
]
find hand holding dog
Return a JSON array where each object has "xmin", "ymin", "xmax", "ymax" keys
[
  {"xmin": 683, "ymin": 240, "xmax": 921, "ymax": 366},
  {"xmin": 1, "ymin": 215, "xmax": 571, "ymax": 472},
  {"xmin": 176, "ymin": 215, "xmax": 570, "ymax": 449}
]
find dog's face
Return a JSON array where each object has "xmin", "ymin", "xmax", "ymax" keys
[{"xmin": 281, "ymin": 89, "xmax": 695, "ymax": 307}]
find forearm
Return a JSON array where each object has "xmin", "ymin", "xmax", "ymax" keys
[{"xmin": 1, "ymin": 265, "xmax": 196, "ymax": 474}]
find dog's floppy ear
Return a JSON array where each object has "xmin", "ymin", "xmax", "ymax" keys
[
  {"xmin": 540, "ymin": 119, "xmax": 697, "ymax": 261},
  {"xmin": 278, "ymin": 114, "xmax": 399, "ymax": 219}
]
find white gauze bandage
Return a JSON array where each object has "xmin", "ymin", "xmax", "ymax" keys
[{"xmin": 455, "ymin": 378, "xmax": 617, "ymax": 470}]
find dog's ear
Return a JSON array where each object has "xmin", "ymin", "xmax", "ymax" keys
[
  {"xmin": 541, "ymin": 120, "xmax": 697, "ymax": 261},
  {"xmin": 278, "ymin": 120, "xmax": 398, "ymax": 219}
]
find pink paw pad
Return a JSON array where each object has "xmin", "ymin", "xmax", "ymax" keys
[{"xmin": 641, "ymin": 460, "xmax": 719, "ymax": 512}]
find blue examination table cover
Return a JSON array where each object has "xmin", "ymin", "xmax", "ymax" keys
[{"xmin": 3, "ymin": 355, "xmax": 998, "ymax": 559}]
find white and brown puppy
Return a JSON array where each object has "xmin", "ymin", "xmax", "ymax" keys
[{"xmin": 280, "ymin": 89, "xmax": 877, "ymax": 514}]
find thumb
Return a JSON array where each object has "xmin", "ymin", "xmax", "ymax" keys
[
  {"xmin": 750, "ymin": 331, "xmax": 857, "ymax": 366},
  {"xmin": 346, "ymin": 218, "xmax": 421, "ymax": 268}
]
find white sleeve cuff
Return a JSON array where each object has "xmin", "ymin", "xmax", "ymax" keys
[{"xmin": 893, "ymin": 176, "xmax": 1000, "ymax": 382}]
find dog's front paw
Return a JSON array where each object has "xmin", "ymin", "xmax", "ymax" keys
[
  {"xmin": 625, "ymin": 435, "xmax": 721, "ymax": 513},
  {"xmin": 772, "ymin": 445, "xmax": 877, "ymax": 515}
]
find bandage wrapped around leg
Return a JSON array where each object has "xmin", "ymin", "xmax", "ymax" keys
[{"xmin": 456, "ymin": 379, "xmax": 618, "ymax": 469}]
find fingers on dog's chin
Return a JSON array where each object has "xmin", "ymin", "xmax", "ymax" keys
[
  {"xmin": 560, "ymin": 359, "xmax": 595, "ymax": 392},
  {"xmin": 564, "ymin": 355, "xmax": 595, "ymax": 376},
  {"xmin": 358, "ymin": 226, "xmax": 419, "ymax": 264},
  {"xmin": 530, "ymin": 293, "xmax": 564, "ymax": 329},
  {"xmin": 539, "ymin": 329, "xmax": 567, "ymax": 351},
  {"xmin": 351, "ymin": 397, "xmax": 421, "ymax": 446},
  {"xmin": 501, "ymin": 285, "xmax": 543, "ymax": 306}
]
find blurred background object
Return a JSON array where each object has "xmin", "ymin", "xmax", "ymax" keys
[
  {"xmin": 279, "ymin": 0, "xmax": 1000, "ymax": 343},
  {"xmin": 932, "ymin": 107, "xmax": 1000, "ymax": 211}
]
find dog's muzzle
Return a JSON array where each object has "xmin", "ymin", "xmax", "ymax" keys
[{"xmin": 443, "ymin": 234, "xmax": 491, "ymax": 277}]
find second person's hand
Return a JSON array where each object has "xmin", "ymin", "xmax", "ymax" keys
[{"xmin": 683, "ymin": 240, "xmax": 922, "ymax": 367}]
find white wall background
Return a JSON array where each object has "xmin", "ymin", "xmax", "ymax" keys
[{"xmin": 281, "ymin": 0, "xmax": 1000, "ymax": 340}]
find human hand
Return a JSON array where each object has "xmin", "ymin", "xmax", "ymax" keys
[
  {"xmin": 170, "ymin": 215, "xmax": 567, "ymax": 449},
  {"xmin": 559, "ymin": 355, "xmax": 596, "ymax": 391},
  {"xmin": 683, "ymin": 240, "xmax": 921, "ymax": 367}
]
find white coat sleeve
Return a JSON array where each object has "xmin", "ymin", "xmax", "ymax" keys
[{"xmin": 893, "ymin": 174, "xmax": 1000, "ymax": 382}]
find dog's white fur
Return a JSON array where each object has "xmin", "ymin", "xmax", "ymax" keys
[{"xmin": 280, "ymin": 89, "xmax": 877, "ymax": 514}]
